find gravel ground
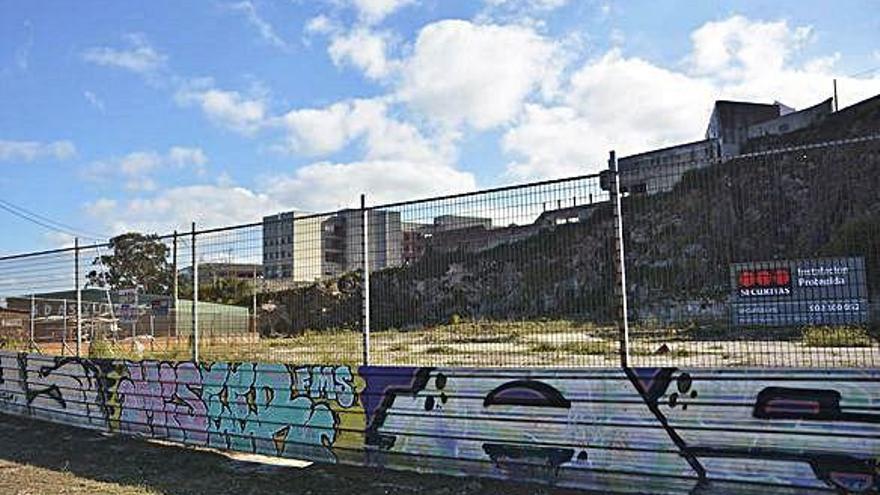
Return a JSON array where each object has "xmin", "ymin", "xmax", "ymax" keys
[{"xmin": 0, "ymin": 413, "xmax": 594, "ymax": 495}]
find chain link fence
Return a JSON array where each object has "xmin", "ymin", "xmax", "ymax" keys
[{"xmin": 1, "ymin": 136, "xmax": 878, "ymax": 368}]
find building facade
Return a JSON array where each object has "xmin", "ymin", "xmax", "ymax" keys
[
  {"xmin": 619, "ymin": 138, "xmax": 722, "ymax": 194},
  {"xmin": 747, "ymin": 98, "xmax": 833, "ymax": 139},
  {"xmin": 262, "ymin": 209, "xmax": 403, "ymax": 282},
  {"xmin": 706, "ymin": 100, "xmax": 784, "ymax": 157}
]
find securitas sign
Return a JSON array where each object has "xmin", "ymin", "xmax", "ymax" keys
[{"xmin": 730, "ymin": 257, "xmax": 868, "ymax": 327}]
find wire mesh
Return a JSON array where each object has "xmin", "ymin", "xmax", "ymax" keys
[
  {"xmin": 368, "ymin": 175, "xmax": 615, "ymax": 366},
  {"xmin": 1, "ymin": 133, "xmax": 878, "ymax": 368},
  {"xmin": 622, "ymin": 136, "xmax": 880, "ymax": 367}
]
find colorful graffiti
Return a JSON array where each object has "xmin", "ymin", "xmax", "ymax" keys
[{"xmin": 1, "ymin": 351, "xmax": 878, "ymax": 494}]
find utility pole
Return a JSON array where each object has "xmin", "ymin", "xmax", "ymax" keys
[{"xmin": 833, "ymin": 79, "xmax": 839, "ymax": 112}]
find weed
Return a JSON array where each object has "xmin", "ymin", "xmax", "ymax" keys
[{"xmin": 802, "ymin": 326, "xmax": 873, "ymax": 348}]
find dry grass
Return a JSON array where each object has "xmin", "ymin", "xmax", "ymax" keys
[
  {"xmin": 0, "ymin": 413, "xmax": 585, "ymax": 495},
  {"xmin": 15, "ymin": 319, "xmax": 880, "ymax": 368}
]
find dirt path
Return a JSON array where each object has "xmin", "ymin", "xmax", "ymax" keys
[{"xmin": 0, "ymin": 413, "xmax": 593, "ymax": 495}]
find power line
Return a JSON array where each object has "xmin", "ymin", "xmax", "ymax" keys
[
  {"xmin": 849, "ymin": 65, "xmax": 880, "ymax": 78},
  {"xmin": 0, "ymin": 198, "xmax": 109, "ymax": 241}
]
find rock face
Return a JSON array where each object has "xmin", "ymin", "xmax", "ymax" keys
[{"xmin": 268, "ymin": 96, "xmax": 880, "ymax": 334}]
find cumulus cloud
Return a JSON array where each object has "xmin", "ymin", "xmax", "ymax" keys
[
  {"xmin": 351, "ymin": 0, "xmax": 414, "ymax": 25},
  {"xmin": 398, "ymin": 20, "xmax": 561, "ymax": 129},
  {"xmin": 689, "ymin": 15, "xmax": 812, "ymax": 79},
  {"xmin": 271, "ymin": 97, "xmax": 471, "ymax": 209},
  {"xmin": 0, "ymin": 140, "xmax": 76, "ymax": 162},
  {"xmin": 82, "ymin": 33, "xmax": 166, "ymax": 74},
  {"xmin": 85, "ymin": 184, "xmax": 282, "ymax": 235},
  {"xmin": 277, "ymin": 98, "xmax": 450, "ymax": 163},
  {"xmin": 328, "ymin": 28, "xmax": 396, "ymax": 79},
  {"xmin": 483, "ymin": 0, "xmax": 569, "ymax": 11},
  {"xmin": 175, "ymin": 80, "xmax": 268, "ymax": 135},
  {"xmin": 264, "ymin": 159, "xmax": 476, "ymax": 211},
  {"xmin": 501, "ymin": 15, "xmax": 880, "ymax": 180},
  {"xmin": 84, "ymin": 147, "xmax": 208, "ymax": 191}
]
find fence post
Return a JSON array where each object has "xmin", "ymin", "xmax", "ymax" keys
[
  {"xmin": 29, "ymin": 293, "xmax": 36, "ymax": 352},
  {"xmin": 361, "ymin": 194, "xmax": 371, "ymax": 366},
  {"xmin": 191, "ymin": 222, "xmax": 199, "ymax": 362},
  {"xmin": 252, "ymin": 265, "xmax": 258, "ymax": 335},
  {"xmin": 75, "ymin": 237, "xmax": 82, "ymax": 357},
  {"xmin": 62, "ymin": 299, "xmax": 68, "ymax": 356},
  {"xmin": 609, "ymin": 150, "xmax": 631, "ymax": 367},
  {"xmin": 172, "ymin": 230, "xmax": 178, "ymax": 338}
]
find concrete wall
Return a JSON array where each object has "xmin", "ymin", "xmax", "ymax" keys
[{"xmin": 1, "ymin": 350, "xmax": 878, "ymax": 494}]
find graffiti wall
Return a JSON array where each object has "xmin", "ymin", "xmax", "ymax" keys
[{"xmin": 1, "ymin": 351, "xmax": 878, "ymax": 494}]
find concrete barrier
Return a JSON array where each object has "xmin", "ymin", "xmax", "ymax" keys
[{"xmin": 0, "ymin": 350, "xmax": 877, "ymax": 493}]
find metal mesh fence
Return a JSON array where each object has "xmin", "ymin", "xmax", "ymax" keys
[
  {"xmin": 1, "ymin": 135, "xmax": 878, "ymax": 368},
  {"xmin": 367, "ymin": 175, "xmax": 615, "ymax": 366},
  {"xmin": 622, "ymin": 136, "xmax": 880, "ymax": 367}
]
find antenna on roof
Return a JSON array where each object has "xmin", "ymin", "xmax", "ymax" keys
[{"xmin": 833, "ymin": 79, "xmax": 839, "ymax": 112}]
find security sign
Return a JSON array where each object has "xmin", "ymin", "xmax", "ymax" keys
[{"xmin": 730, "ymin": 257, "xmax": 868, "ymax": 327}]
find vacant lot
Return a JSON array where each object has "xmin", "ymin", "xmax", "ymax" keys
[
  {"xmin": 0, "ymin": 413, "xmax": 592, "ymax": 495},
  {"xmin": 13, "ymin": 320, "xmax": 880, "ymax": 368}
]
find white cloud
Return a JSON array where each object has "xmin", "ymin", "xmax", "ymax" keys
[
  {"xmin": 566, "ymin": 48, "xmax": 715, "ymax": 149},
  {"xmin": 305, "ymin": 15, "xmax": 335, "ymax": 35},
  {"xmin": 43, "ymin": 231, "xmax": 77, "ymax": 249},
  {"xmin": 279, "ymin": 102, "xmax": 355, "ymax": 156},
  {"xmin": 228, "ymin": 1, "xmax": 290, "ymax": 50},
  {"xmin": 278, "ymin": 98, "xmax": 453, "ymax": 163},
  {"xmin": 484, "ymin": 0, "xmax": 569, "ymax": 11},
  {"xmin": 328, "ymin": 28, "xmax": 396, "ymax": 79},
  {"xmin": 398, "ymin": 20, "xmax": 561, "ymax": 129},
  {"xmin": 84, "ymin": 147, "xmax": 208, "ymax": 191},
  {"xmin": 83, "ymin": 90, "xmax": 106, "ymax": 112},
  {"xmin": 501, "ymin": 15, "xmax": 880, "ymax": 181},
  {"xmin": 351, "ymin": 0, "xmax": 414, "ymax": 25},
  {"xmin": 85, "ymin": 184, "xmax": 282, "ymax": 236},
  {"xmin": 502, "ymin": 104, "xmax": 607, "ymax": 180},
  {"xmin": 15, "ymin": 20, "xmax": 34, "ymax": 71},
  {"xmin": 82, "ymin": 33, "xmax": 166, "ymax": 74},
  {"xmin": 272, "ymin": 97, "xmax": 472, "ymax": 210},
  {"xmin": 175, "ymin": 80, "xmax": 268, "ymax": 135},
  {"xmin": 0, "ymin": 140, "xmax": 76, "ymax": 162},
  {"xmin": 168, "ymin": 146, "xmax": 208, "ymax": 168},
  {"xmin": 689, "ymin": 15, "xmax": 812, "ymax": 79},
  {"xmin": 264, "ymin": 159, "xmax": 475, "ymax": 211}
]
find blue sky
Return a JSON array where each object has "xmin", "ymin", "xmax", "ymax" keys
[{"xmin": 0, "ymin": 0, "xmax": 878, "ymax": 254}]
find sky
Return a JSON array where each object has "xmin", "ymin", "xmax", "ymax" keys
[{"xmin": 0, "ymin": 0, "xmax": 878, "ymax": 255}]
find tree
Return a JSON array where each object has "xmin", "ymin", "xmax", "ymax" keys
[
  {"xmin": 87, "ymin": 233, "xmax": 172, "ymax": 294},
  {"xmin": 199, "ymin": 277, "xmax": 253, "ymax": 306}
]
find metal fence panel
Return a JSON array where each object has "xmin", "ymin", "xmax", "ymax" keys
[{"xmin": 622, "ymin": 137, "xmax": 880, "ymax": 367}]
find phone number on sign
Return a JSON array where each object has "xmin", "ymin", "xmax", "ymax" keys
[{"xmin": 808, "ymin": 302, "xmax": 860, "ymax": 312}]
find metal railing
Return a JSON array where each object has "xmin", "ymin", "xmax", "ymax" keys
[{"xmin": 1, "ymin": 135, "xmax": 878, "ymax": 367}]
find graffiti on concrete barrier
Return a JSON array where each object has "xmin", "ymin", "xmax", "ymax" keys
[
  {"xmin": 200, "ymin": 363, "xmax": 358, "ymax": 462},
  {"xmin": 0, "ymin": 353, "xmax": 363, "ymax": 465},
  {"xmin": 21, "ymin": 355, "xmax": 109, "ymax": 429},
  {"xmin": 117, "ymin": 361, "xmax": 207, "ymax": 443},
  {"xmin": 1, "ymin": 350, "xmax": 879, "ymax": 494}
]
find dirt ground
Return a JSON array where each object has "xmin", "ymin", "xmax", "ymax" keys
[{"xmin": 0, "ymin": 413, "xmax": 594, "ymax": 495}]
